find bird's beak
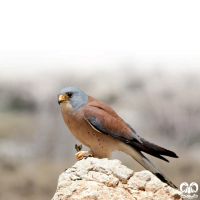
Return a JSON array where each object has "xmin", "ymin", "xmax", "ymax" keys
[{"xmin": 58, "ymin": 94, "xmax": 67, "ymax": 105}]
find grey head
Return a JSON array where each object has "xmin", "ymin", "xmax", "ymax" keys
[{"xmin": 58, "ymin": 86, "xmax": 88, "ymax": 110}]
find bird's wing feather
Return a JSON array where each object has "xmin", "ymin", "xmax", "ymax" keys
[
  {"xmin": 83, "ymin": 96, "xmax": 178, "ymax": 162},
  {"xmin": 126, "ymin": 122, "xmax": 178, "ymax": 162},
  {"xmin": 83, "ymin": 97, "xmax": 142, "ymax": 143}
]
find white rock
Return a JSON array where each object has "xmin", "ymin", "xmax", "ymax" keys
[{"xmin": 52, "ymin": 157, "xmax": 183, "ymax": 200}]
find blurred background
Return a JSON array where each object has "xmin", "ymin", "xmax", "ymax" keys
[{"xmin": 0, "ymin": 51, "xmax": 200, "ymax": 200}]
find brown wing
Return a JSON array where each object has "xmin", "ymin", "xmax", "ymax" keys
[
  {"xmin": 82, "ymin": 96, "xmax": 142, "ymax": 143},
  {"xmin": 83, "ymin": 96, "xmax": 178, "ymax": 162}
]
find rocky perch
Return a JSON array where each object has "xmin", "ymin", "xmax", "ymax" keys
[{"xmin": 52, "ymin": 157, "xmax": 182, "ymax": 200}]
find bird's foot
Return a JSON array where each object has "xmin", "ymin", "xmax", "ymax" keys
[{"xmin": 75, "ymin": 150, "xmax": 93, "ymax": 160}]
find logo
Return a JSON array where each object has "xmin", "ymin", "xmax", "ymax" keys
[{"xmin": 180, "ymin": 182, "xmax": 198, "ymax": 199}]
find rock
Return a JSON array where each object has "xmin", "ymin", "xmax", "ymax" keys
[{"xmin": 52, "ymin": 157, "xmax": 182, "ymax": 200}]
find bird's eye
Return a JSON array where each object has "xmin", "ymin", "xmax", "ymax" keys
[{"xmin": 66, "ymin": 92, "xmax": 73, "ymax": 98}]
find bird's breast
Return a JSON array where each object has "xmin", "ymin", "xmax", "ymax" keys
[
  {"xmin": 61, "ymin": 107, "xmax": 118, "ymax": 158},
  {"xmin": 61, "ymin": 107, "xmax": 88, "ymax": 140}
]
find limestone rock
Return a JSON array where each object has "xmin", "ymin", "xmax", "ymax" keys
[{"xmin": 52, "ymin": 157, "xmax": 182, "ymax": 200}]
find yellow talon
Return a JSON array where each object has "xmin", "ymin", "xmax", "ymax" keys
[
  {"xmin": 75, "ymin": 150, "xmax": 93, "ymax": 160},
  {"xmin": 75, "ymin": 152, "xmax": 84, "ymax": 160}
]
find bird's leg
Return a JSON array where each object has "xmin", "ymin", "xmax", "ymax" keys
[{"xmin": 75, "ymin": 150, "xmax": 93, "ymax": 160}]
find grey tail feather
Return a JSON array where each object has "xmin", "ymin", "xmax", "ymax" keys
[{"xmin": 128, "ymin": 146, "xmax": 178, "ymax": 189}]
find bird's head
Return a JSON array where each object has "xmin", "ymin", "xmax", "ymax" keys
[{"xmin": 58, "ymin": 87, "xmax": 88, "ymax": 110}]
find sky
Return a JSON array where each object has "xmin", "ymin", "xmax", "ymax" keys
[{"xmin": 0, "ymin": 50, "xmax": 200, "ymax": 81}]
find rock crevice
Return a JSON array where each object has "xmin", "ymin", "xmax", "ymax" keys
[{"xmin": 52, "ymin": 157, "xmax": 182, "ymax": 200}]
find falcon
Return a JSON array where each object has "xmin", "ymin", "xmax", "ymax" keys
[{"xmin": 58, "ymin": 86, "xmax": 178, "ymax": 189}]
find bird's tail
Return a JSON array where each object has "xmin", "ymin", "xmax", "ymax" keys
[{"xmin": 119, "ymin": 142, "xmax": 178, "ymax": 189}]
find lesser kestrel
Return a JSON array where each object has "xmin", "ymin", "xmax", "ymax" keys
[{"xmin": 58, "ymin": 86, "xmax": 178, "ymax": 189}]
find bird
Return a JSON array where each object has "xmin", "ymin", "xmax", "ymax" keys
[{"xmin": 58, "ymin": 86, "xmax": 178, "ymax": 189}]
